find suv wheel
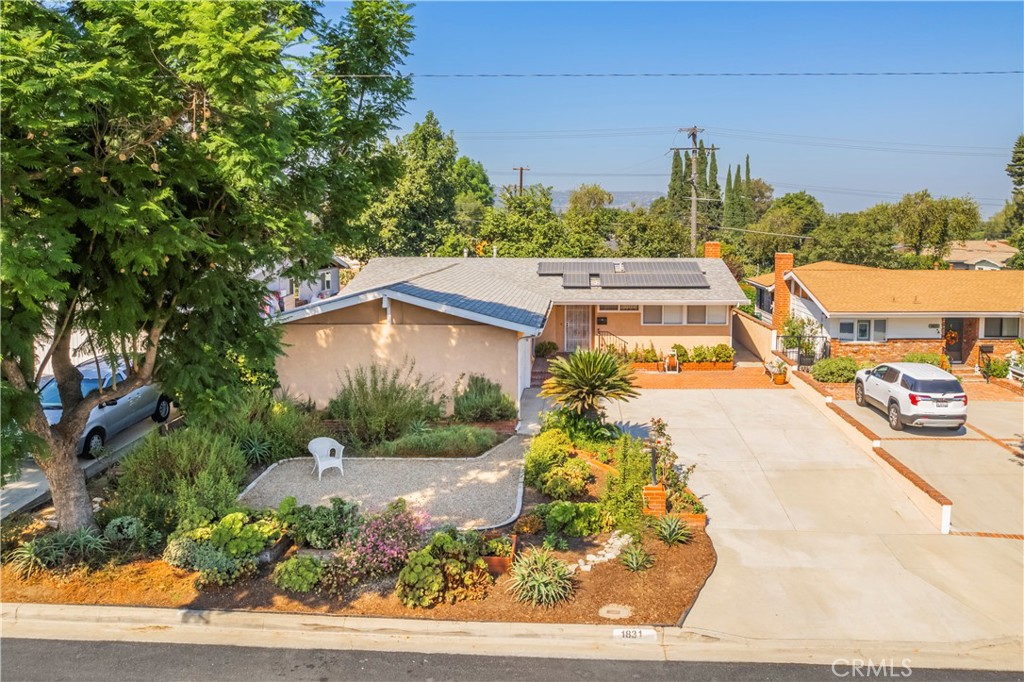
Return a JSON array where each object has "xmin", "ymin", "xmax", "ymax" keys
[
  {"xmin": 854, "ymin": 382, "xmax": 866, "ymax": 406},
  {"xmin": 152, "ymin": 395, "xmax": 171, "ymax": 423},
  {"xmin": 887, "ymin": 402, "xmax": 905, "ymax": 431},
  {"xmin": 83, "ymin": 428, "xmax": 105, "ymax": 458}
]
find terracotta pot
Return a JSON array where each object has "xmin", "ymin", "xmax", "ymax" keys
[
  {"xmin": 482, "ymin": 534, "xmax": 518, "ymax": 576},
  {"xmin": 773, "ymin": 373, "xmax": 788, "ymax": 385}
]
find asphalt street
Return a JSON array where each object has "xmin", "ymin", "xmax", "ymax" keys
[{"xmin": 1, "ymin": 639, "xmax": 1020, "ymax": 682}]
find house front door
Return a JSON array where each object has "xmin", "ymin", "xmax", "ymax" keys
[
  {"xmin": 944, "ymin": 318, "xmax": 964, "ymax": 364},
  {"xmin": 564, "ymin": 305, "xmax": 592, "ymax": 353}
]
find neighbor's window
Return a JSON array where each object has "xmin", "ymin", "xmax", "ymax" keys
[
  {"xmin": 984, "ymin": 317, "xmax": 1020, "ymax": 338},
  {"xmin": 318, "ymin": 271, "xmax": 332, "ymax": 291},
  {"xmin": 872, "ymin": 319, "xmax": 887, "ymax": 342},
  {"xmin": 642, "ymin": 306, "xmax": 663, "ymax": 325},
  {"xmin": 838, "ymin": 321, "xmax": 855, "ymax": 341}
]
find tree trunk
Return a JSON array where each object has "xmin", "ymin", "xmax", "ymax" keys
[{"xmin": 38, "ymin": 437, "xmax": 96, "ymax": 531}]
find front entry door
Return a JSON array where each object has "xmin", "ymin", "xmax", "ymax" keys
[
  {"xmin": 564, "ymin": 306, "xmax": 592, "ymax": 353},
  {"xmin": 944, "ymin": 318, "xmax": 964, "ymax": 364}
]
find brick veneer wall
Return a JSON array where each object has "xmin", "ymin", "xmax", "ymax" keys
[
  {"xmin": 975, "ymin": 338, "xmax": 1023, "ymax": 363},
  {"xmin": 830, "ymin": 338, "xmax": 945, "ymax": 364},
  {"xmin": 772, "ymin": 253, "xmax": 794, "ymax": 332}
]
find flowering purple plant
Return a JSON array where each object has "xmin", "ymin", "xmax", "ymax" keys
[{"xmin": 339, "ymin": 499, "xmax": 429, "ymax": 581}]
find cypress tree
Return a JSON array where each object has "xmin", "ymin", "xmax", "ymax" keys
[
  {"xmin": 744, "ymin": 154, "xmax": 751, "ymax": 190},
  {"xmin": 705, "ymin": 149, "xmax": 723, "ymax": 236},
  {"xmin": 724, "ymin": 163, "xmax": 733, "ymax": 200},
  {"xmin": 696, "ymin": 141, "xmax": 708, "ymax": 197},
  {"xmin": 667, "ymin": 149, "xmax": 686, "ymax": 226}
]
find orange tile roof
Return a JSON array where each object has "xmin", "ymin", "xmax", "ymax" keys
[
  {"xmin": 745, "ymin": 261, "xmax": 872, "ymax": 289},
  {"xmin": 790, "ymin": 269, "xmax": 1024, "ymax": 314},
  {"xmin": 945, "ymin": 240, "xmax": 1018, "ymax": 266}
]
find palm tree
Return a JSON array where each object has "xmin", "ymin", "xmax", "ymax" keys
[{"xmin": 539, "ymin": 350, "xmax": 639, "ymax": 420}]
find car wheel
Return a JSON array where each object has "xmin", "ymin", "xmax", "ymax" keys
[
  {"xmin": 152, "ymin": 395, "xmax": 171, "ymax": 423},
  {"xmin": 82, "ymin": 428, "xmax": 105, "ymax": 458},
  {"xmin": 854, "ymin": 382, "xmax": 866, "ymax": 406},
  {"xmin": 887, "ymin": 402, "xmax": 905, "ymax": 431},
  {"xmin": 947, "ymin": 426, "xmax": 961, "ymax": 432}
]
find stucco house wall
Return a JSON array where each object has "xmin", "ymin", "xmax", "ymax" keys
[{"xmin": 276, "ymin": 300, "xmax": 520, "ymax": 409}]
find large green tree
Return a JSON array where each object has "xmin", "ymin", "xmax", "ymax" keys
[
  {"xmin": 358, "ymin": 111, "xmax": 458, "ymax": 256},
  {"xmin": 1, "ymin": 0, "xmax": 414, "ymax": 529},
  {"xmin": 891, "ymin": 190, "xmax": 980, "ymax": 259},
  {"xmin": 666, "ymin": 149, "xmax": 687, "ymax": 235},
  {"xmin": 1005, "ymin": 134, "xmax": 1024, "ymax": 268},
  {"xmin": 771, "ymin": 191, "xmax": 826, "ymax": 235},
  {"xmin": 803, "ymin": 206, "xmax": 899, "ymax": 267},
  {"xmin": 476, "ymin": 184, "xmax": 563, "ymax": 257}
]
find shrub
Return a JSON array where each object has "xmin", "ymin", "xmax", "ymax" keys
[
  {"xmin": 537, "ymin": 501, "xmax": 608, "ymax": 537},
  {"xmin": 284, "ymin": 498, "xmax": 362, "ymax": 549},
  {"xmin": 1, "ymin": 514, "xmax": 40, "ymax": 563},
  {"xmin": 395, "ymin": 529, "xmax": 492, "ymax": 608},
  {"xmin": 655, "ymin": 515, "xmax": 692, "ymax": 546},
  {"xmin": 207, "ymin": 388, "xmax": 322, "ymax": 466},
  {"xmin": 375, "ymin": 426, "xmax": 498, "ymax": 458},
  {"xmin": 986, "ymin": 358, "xmax": 1010, "ymax": 379},
  {"xmin": 524, "ymin": 430, "xmax": 572, "ymax": 488},
  {"xmin": 103, "ymin": 516, "xmax": 160, "ymax": 550},
  {"xmin": 112, "ymin": 427, "xmax": 246, "ymax": 533},
  {"xmin": 454, "ymin": 375, "xmax": 517, "ymax": 423},
  {"xmin": 600, "ymin": 436, "xmax": 651, "ymax": 526},
  {"xmin": 9, "ymin": 529, "xmax": 110, "ymax": 577},
  {"xmin": 326, "ymin": 361, "xmax": 442, "ymax": 447},
  {"xmin": 162, "ymin": 537, "xmax": 201, "ymax": 570},
  {"xmin": 191, "ymin": 542, "xmax": 256, "ymax": 588},
  {"xmin": 671, "ymin": 344, "xmax": 689, "ymax": 363},
  {"xmin": 8, "ymin": 537, "xmax": 63, "ymax": 578},
  {"xmin": 539, "ymin": 407, "xmax": 621, "ymax": 444},
  {"xmin": 507, "ymin": 549, "xmax": 575, "ymax": 607},
  {"xmin": 205, "ymin": 511, "xmax": 279, "ymax": 558},
  {"xmin": 540, "ymin": 458, "xmax": 591, "ymax": 501},
  {"xmin": 811, "ymin": 357, "xmax": 860, "ymax": 383},
  {"xmin": 163, "ymin": 511, "xmax": 275, "ymax": 588},
  {"xmin": 620, "ymin": 543, "xmax": 655, "ymax": 572},
  {"xmin": 712, "ymin": 344, "xmax": 735, "ymax": 363},
  {"xmin": 538, "ymin": 350, "xmax": 639, "ymax": 420},
  {"xmin": 512, "ymin": 513, "xmax": 545, "ymax": 535},
  {"xmin": 542, "ymin": 533, "xmax": 568, "ymax": 551},
  {"xmin": 272, "ymin": 556, "xmax": 324, "ymax": 593},
  {"xmin": 690, "ymin": 345, "xmax": 711, "ymax": 362},
  {"xmin": 628, "ymin": 342, "xmax": 659, "ymax": 363},
  {"xmin": 535, "ymin": 341, "xmax": 558, "ymax": 358},
  {"xmin": 902, "ymin": 352, "xmax": 943, "ymax": 366},
  {"xmin": 337, "ymin": 499, "xmax": 427, "ymax": 580},
  {"xmin": 484, "ymin": 536, "xmax": 513, "ymax": 558}
]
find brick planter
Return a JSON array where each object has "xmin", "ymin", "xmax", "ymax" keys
[
  {"xmin": 572, "ymin": 448, "xmax": 618, "ymax": 474},
  {"xmin": 991, "ymin": 377, "xmax": 1024, "ymax": 397},
  {"xmin": 481, "ymin": 534, "xmax": 518, "ymax": 576},
  {"xmin": 680, "ymin": 361, "xmax": 733, "ymax": 371},
  {"xmin": 640, "ymin": 483, "xmax": 708, "ymax": 529},
  {"xmin": 630, "ymin": 362, "xmax": 662, "ymax": 372}
]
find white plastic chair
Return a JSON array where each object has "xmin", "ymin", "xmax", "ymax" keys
[{"xmin": 308, "ymin": 437, "xmax": 344, "ymax": 480}]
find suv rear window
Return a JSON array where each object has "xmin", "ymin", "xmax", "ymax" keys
[{"xmin": 904, "ymin": 378, "xmax": 962, "ymax": 394}]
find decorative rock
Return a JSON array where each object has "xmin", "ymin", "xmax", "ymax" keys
[
  {"xmin": 598, "ymin": 603, "xmax": 634, "ymax": 620},
  {"xmin": 586, "ymin": 554, "xmax": 599, "ymax": 562},
  {"xmin": 579, "ymin": 563, "xmax": 592, "ymax": 572}
]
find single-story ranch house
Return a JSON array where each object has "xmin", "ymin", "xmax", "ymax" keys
[
  {"xmin": 275, "ymin": 242, "xmax": 746, "ymax": 408},
  {"xmin": 748, "ymin": 253, "xmax": 1024, "ymax": 366}
]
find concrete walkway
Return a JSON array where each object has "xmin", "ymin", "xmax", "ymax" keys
[
  {"xmin": 238, "ymin": 436, "xmax": 526, "ymax": 529},
  {"xmin": 0, "ymin": 418, "xmax": 160, "ymax": 520},
  {"xmin": 614, "ymin": 389, "xmax": 1023, "ymax": 652}
]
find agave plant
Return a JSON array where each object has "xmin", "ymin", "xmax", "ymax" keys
[
  {"xmin": 507, "ymin": 549, "xmax": 575, "ymax": 607},
  {"xmin": 538, "ymin": 350, "xmax": 639, "ymax": 419}
]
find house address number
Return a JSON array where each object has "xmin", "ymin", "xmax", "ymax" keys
[{"xmin": 612, "ymin": 628, "xmax": 657, "ymax": 643}]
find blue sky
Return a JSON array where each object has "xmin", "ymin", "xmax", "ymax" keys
[{"xmin": 325, "ymin": 2, "xmax": 1023, "ymax": 216}]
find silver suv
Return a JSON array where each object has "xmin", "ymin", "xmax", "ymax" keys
[
  {"xmin": 39, "ymin": 361, "xmax": 171, "ymax": 457},
  {"xmin": 854, "ymin": 362, "xmax": 967, "ymax": 431}
]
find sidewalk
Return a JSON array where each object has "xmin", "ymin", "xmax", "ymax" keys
[
  {"xmin": 2, "ymin": 603, "xmax": 1020, "ymax": 672},
  {"xmin": 0, "ymin": 419, "xmax": 159, "ymax": 520}
]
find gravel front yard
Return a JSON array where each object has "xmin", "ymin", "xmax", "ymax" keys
[{"xmin": 238, "ymin": 436, "xmax": 526, "ymax": 529}]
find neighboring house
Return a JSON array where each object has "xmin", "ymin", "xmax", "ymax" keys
[
  {"xmin": 255, "ymin": 255, "xmax": 352, "ymax": 314},
  {"xmin": 753, "ymin": 253, "xmax": 1024, "ymax": 366},
  {"xmin": 274, "ymin": 242, "xmax": 747, "ymax": 409},
  {"xmin": 945, "ymin": 240, "xmax": 1019, "ymax": 270},
  {"xmin": 745, "ymin": 260, "xmax": 873, "ymax": 323}
]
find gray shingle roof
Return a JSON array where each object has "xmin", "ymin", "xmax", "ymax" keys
[{"xmin": 289, "ymin": 257, "xmax": 747, "ymax": 332}]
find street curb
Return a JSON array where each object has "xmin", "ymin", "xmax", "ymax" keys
[{"xmin": 2, "ymin": 602, "xmax": 1021, "ymax": 672}]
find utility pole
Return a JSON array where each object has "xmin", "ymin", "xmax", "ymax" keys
[
  {"xmin": 679, "ymin": 126, "xmax": 718, "ymax": 255},
  {"xmin": 512, "ymin": 166, "xmax": 530, "ymax": 195}
]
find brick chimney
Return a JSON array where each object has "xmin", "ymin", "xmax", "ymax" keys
[
  {"xmin": 703, "ymin": 241, "xmax": 722, "ymax": 259},
  {"xmin": 772, "ymin": 252, "xmax": 794, "ymax": 332}
]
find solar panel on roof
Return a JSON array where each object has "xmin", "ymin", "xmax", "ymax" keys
[
  {"xmin": 598, "ymin": 272, "xmax": 709, "ymax": 288},
  {"xmin": 561, "ymin": 272, "xmax": 591, "ymax": 288}
]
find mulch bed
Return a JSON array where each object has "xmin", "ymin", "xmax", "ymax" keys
[{"xmin": 1, "ymin": 528, "xmax": 715, "ymax": 626}]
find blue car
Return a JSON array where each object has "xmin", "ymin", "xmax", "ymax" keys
[{"xmin": 39, "ymin": 361, "xmax": 171, "ymax": 457}]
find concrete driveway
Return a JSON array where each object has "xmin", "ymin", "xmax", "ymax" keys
[
  {"xmin": 614, "ymin": 389, "xmax": 1023, "ymax": 655},
  {"xmin": 836, "ymin": 399, "xmax": 1024, "ymax": 535}
]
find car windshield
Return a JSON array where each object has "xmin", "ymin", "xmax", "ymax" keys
[
  {"xmin": 38, "ymin": 377, "xmax": 103, "ymax": 409},
  {"xmin": 914, "ymin": 379, "xmax": 963, "ymax": 395}
]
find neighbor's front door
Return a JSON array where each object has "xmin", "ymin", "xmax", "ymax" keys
[
  {"xmin": 564, "ymin": 305, "xmax": 592, "ymax": 353},
  {"xmin": 944, "ymin": 318, "xmax": 964, "ymax": 364}
]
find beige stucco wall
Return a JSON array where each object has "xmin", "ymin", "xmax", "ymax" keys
[
  {"xmin": 733, "ymin": 309, "xmax": 775, "ymax": 362},
  {"xmin": 277, "ymin": 300, "xmax": 521, "ymax": 409},
  {"xmin": 538, "ymin": 304, "xmax": 733, "ymax": 356}
]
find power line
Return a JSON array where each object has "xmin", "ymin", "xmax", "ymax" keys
[
  {"xmin": 707, "ymin": 225, "xmax": 813, "ymax": 240},
  {"xmin": 340, "ymin": 70, "xmax": 1022, "ymax": 79}
]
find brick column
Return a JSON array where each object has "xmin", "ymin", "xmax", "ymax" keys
[
  {"xmin": 704, "ymin": 241, "xmax": 722, "ymax": 259},
  {"xmin": 772, "ymin": 253, "xmax": 794, "ymax": 332},
  {"xmin": 642, "ymin": 484, "xmax": 667, "ymax": 517}
]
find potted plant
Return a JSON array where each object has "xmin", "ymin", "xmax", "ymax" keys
[
  {"xmin": 770, "ymin": 359, "xmax": 789, "ymax": 384},
  {"xmin": 481, "ymin": 534, "xmax": 518, "ymax": 575},
  {"xmin": 798, "ymin": 338, "xmax": 817, "ymax": 368}
]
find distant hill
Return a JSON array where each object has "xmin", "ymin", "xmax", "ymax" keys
[{"xmin": 550, "ymin": 190, "xmax": 664, "ymax": 212}]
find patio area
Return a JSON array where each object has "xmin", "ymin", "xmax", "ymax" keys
[{"xmin": 237, "ymin": 436, "xmax": 526, "ymax": 529}]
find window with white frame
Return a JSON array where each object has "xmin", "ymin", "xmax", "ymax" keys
[
  {"xmin": 841, "ymin": 319, "xmax": 887, "ymax": 342},
  {"xmin": 641, "ymin": 305, "xmax": 729, "ymax": 326},
  {"xmin": 597, "ymin": 304, "xmax": 640, "ymax": 312},
  {"xmin": 318, "ymin": 271, "xmax": 332, "ymax": 292},
  {"xmin": 984, "ymin": 317, "xmax": 1020, "ymax": 338}
]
